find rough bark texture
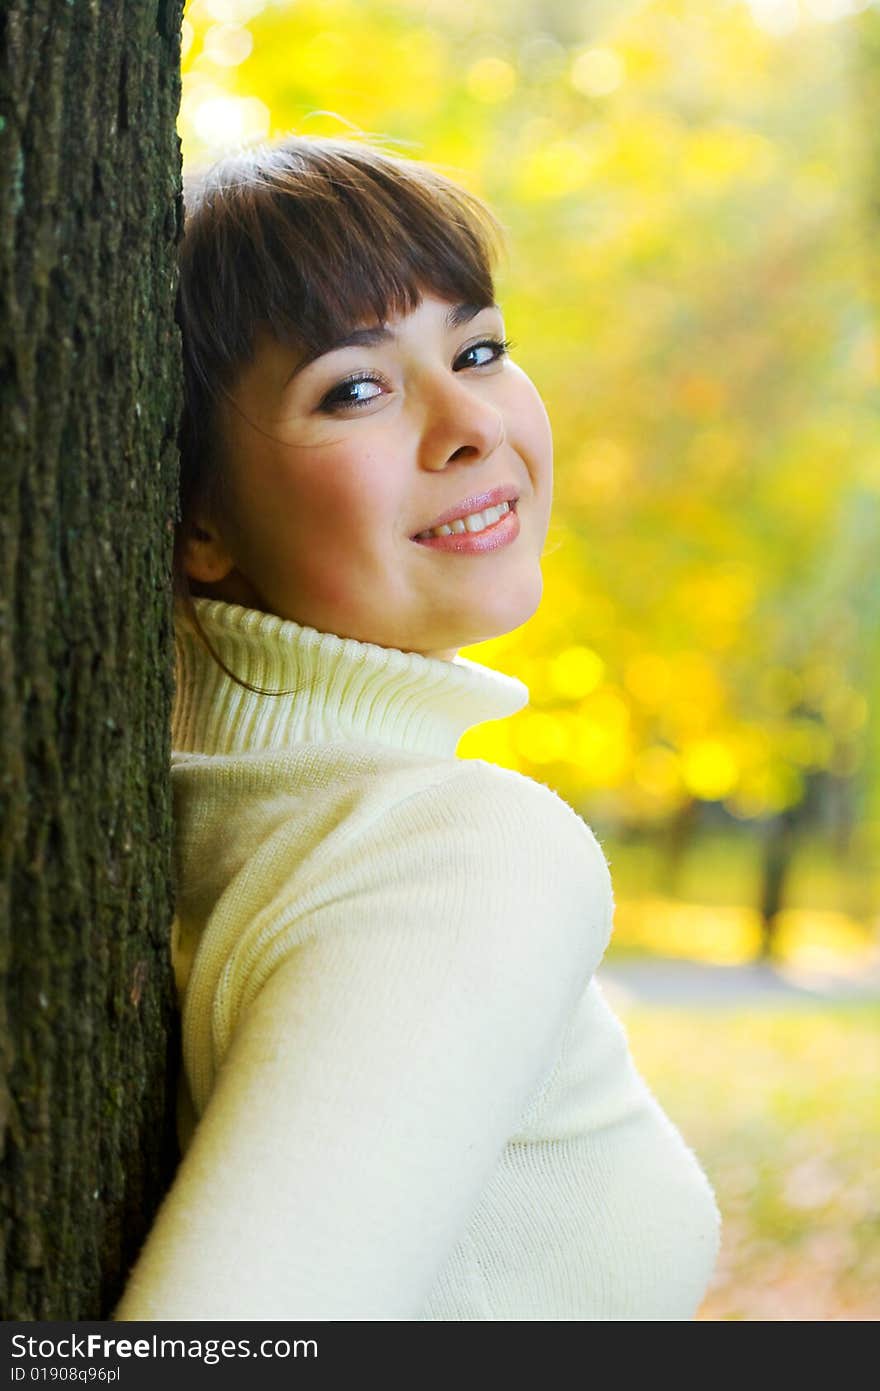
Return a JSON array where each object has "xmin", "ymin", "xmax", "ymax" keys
[{"xmin": 0, "ymin": 0, "xmax": 184, "ymax": 1318}]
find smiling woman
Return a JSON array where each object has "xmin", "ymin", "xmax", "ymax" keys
[
  {"xmin": 188, "ymin": 291, "xmax": 551, "ymax": 658},
  {"xmin": 113, "ymin": 134, "xmax": 720, "ymax": 1322},
  {"xmin": 173, "ymin": 139, "xmax": 555, "ymax": 661}
]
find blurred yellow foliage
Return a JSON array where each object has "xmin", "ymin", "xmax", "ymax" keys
[
  {"xmin": 681, "ymin": 737, "xmax": 740, "ymax": 800},
  {"xmin": 467, "ymin": 56, "xmax": 517, "ymax": 104},
  {"xmin": 569, "ymin": 47, "xmax": 626, "ymax": 98},
  {"xmin": 684, "ymin": 125, "xmax": 778, "ymax": 189},
  {"xmin": 549, "ymin": 645, "xmax": 605, "ymax": 699}
]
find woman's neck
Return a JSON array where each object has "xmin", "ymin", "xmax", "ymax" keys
[{"xmin": 187, "ymin": 578, "xmax": 461, "ymax": 662}]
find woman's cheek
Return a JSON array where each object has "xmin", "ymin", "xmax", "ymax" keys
[
  {"xmin": 506, "ymin": 368, "xmax": 553, "ymax": 475},
  {"xmin": 280, "ymin": 469, "xmax": 377, "ymax": 598}
]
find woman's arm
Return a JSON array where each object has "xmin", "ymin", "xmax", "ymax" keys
[{"xmin": 113, "ymin": 766, "xmax": 613, "ymax": 1321}]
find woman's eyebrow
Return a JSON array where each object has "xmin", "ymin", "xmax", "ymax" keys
[
  {"xmin": 284, "ymin": 302, "xmax": 497, "ymax": 384},
  {"xmin": 445, "ymin": 301, "xmax": 497, "ymax": 330}
]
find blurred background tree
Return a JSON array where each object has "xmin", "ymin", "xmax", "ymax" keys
[{"xmin": 176, "ymin": 0, "xmax": 879, "ymax": 965}]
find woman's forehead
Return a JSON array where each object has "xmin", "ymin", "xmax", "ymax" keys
[{"xmin": 250, "ymin": 294, "xmax": 499, "ymax": 384}]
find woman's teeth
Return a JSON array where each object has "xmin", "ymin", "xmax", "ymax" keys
[{"xmin": 418, "ymin": 500, "xmax": 511, "ymax": 539}]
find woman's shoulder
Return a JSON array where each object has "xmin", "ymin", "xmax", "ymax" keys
[
  {"xmin": 173, "ymin": 744, "xmax": 613, "ymax": 950},
  {"xmin": 423, "ymin": 757, "xmax": 610, "ymax": 862},
  {"xmin": 368, "ymin": 757, "xmax": 614, "ymax": 925},
  {"xmin": 448, "ymin": 756, "xmax": 597, "ymax": 823},
  {"xmin": 215, "ymin": 748, "xmax": 614, "ymax": 935}
]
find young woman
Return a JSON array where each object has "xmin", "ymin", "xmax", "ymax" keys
[{"xmin": 113, "ymin": 135, "xmax": 720, "ymax": 1321}]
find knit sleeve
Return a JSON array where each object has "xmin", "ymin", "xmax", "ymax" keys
[{"xmin": 113, "ymin": 763, "xmax": 614, "ymax": 1321}]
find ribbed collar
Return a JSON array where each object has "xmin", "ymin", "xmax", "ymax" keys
[{"xmin": 172, "ymin": 598, "xmax": 530, "ymax": 759}]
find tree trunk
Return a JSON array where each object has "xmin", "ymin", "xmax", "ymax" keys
[
  {"xmin": 659, "ymin": 795, "xmax": 699, "ymax": 898},
  {"xmin": 758, "ymin": 803, "xmax": 800, "ymax": 960},
  {"xmin": 0, "ymin": 0, "xmax": 184, "ymax": 1319}
]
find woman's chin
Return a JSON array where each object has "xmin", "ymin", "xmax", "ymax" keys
[{"xmin": 436, "ymin": 575, "xmax": 544, "ymax": 652}]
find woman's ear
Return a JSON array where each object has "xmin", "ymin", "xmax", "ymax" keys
[{"xmin": 182, "ymin": 518, "xmax": 236, "ymax": 584}]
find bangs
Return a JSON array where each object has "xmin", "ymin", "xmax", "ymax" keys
[{"xmin": 178, "ymin": 136, "xmax": 504, "ymax": 401}]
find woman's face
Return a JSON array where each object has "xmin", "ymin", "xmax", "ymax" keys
[{"xmin": 184, "ymin": 292, "xmax": 553, "ymax": 660}]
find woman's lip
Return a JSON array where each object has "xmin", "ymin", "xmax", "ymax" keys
[
  {"xmin": 412, "ymin": 484, "xmax": 519, "ymax": 536},
  {"xmin": 412, "ymin": 502, "xmax": 520, "ymax": 553}
]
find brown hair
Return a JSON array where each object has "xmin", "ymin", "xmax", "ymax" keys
[{"xmin": 173, "ymin": 133, "xmax": 505, "ymax": 694}]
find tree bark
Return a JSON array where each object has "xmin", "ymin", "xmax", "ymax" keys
[{"xmin": 0, "ymin": 0, "xmax": 184, "ymax": 1318}]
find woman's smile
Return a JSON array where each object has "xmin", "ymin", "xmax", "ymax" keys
[{"xmin": 413, "ymin": 498, "xmax": 520, "ymax": 552}]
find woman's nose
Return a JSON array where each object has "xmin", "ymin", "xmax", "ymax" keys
[{"xmin": 417, "ymin": 374, "xmax": 505, "ymax": 472}]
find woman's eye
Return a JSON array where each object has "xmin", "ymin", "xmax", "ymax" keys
[
  {"xmin": 318, "ymin": 375, "xmax": 385, "ymax": 412},
  {"xmin": 454, "ymin": 337, "xmax": 512, "ymax": 371}
]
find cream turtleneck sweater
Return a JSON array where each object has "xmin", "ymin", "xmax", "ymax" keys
[{"xmin": 113, "ymin": 599, "xmax": 720, "ymax": 1322}]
